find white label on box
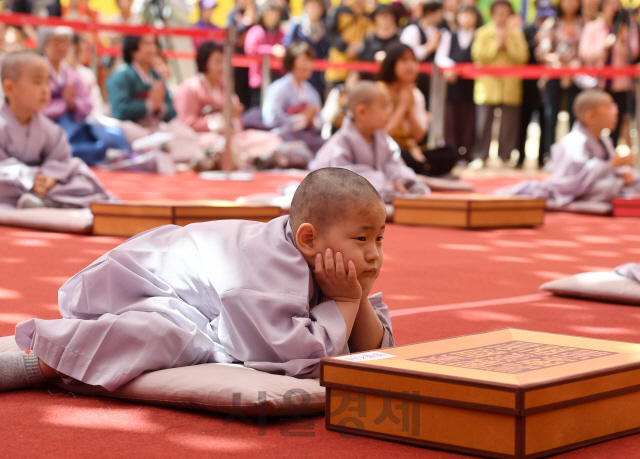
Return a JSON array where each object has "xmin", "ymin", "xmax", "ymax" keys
[{"xmin": 335, "ymin": 351, "xmax": 397, "ymax": 362}]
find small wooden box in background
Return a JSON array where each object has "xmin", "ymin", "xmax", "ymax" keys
[
  {"xmin": 91, "ymin": 201, "xmax": 282, "ymax": 237},
  {"xmin": 321, "ymin": 329, "xmax": 640, "ymax": 458},
  {"xmin": 612, "ymin": 197, "xmax": 640, "ymax": 218},
  {"xmin": 392, "ymin": 194, "xmax": 546, "ymax": 228}
]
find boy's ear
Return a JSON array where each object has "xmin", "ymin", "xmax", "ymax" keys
[
  {"xmin": 581, "ymin": 109, "xmax": 594, "ymax": 126},
  {"xmin": 2, "ymin": 80, "xmax": 12, "ymax": 98},
  {"xmin": 354, "ymin": 103, "xmax": 366, "ymax": 118},
  {"xmin": 295, "ymin": 222, "xmax": 318, "ymax": 257}
]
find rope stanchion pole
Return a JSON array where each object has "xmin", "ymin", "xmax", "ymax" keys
[
  {"xmin": 260, "ymin": 54, "xmax": 271, "ymax": 106},
  {"xmin": 635, "ymin": 76, "xmax": 640, "ymax": 157},
  {"xmin": 428, "ymin": 66, "xmax": 446, "ymax": 149},
  {"xmin": 222, "ymin": 26, "xmax": 237, "ymax": 174},
  {"xmin": 89, "ymin": 15, "xmax": 98, "ymax": 76}
]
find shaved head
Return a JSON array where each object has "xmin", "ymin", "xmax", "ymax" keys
[
  {"xmin": 1, "ymin": 51, "xmax": 45, "ymax": 83},
  {"xmin": 347, "ymin": 80, "xmax": 386, "ymax": 114},
  {"xmin": 290, "ymin": 168, "xmax": 384, "ymax": 234},
  {"xmin": 573, "ymin": 89, "xmax": 613, "ymax": 122}
]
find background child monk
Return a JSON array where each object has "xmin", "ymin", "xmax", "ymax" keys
[
  {"xmin": 313, "ymin": 80, "xmax": 430, "ymax": 203},
  {"xmin": 495, "ymin": 89, "xmax": 640, "ymax": 206},
  {"xmin": 0, "ymin": 51, "xmax": 113, "ymax": 210},
  {"xmin": 0, "ymin": 168, "xmax": 393, "ymax": 392}
]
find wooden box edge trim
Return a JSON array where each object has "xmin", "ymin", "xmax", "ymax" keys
[
  {"xmin": 320, "ymin": 360, "xmax": 640, "ymax": 411},
  {"xmin": 523, "ymin": 425, "xmax": 640, "ymax": 459},
  {"xmin": 393, "ymin": 203, "xmax": 546, "ymax": 211},
  {"xmin": 324, "ymin": 380, "xmax": 518, "ymax": 415},
  {"xmin": 325, "ymin": 389, "xmax": 640, "ymax": 459},
  {"xmin": 324, "ymin": 419, "xmax": 517, "ymax": 459}
]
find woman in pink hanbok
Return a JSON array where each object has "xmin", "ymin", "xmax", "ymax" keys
[{"xmin": 174, "ymin": 42, "xmax": 283, "ymax": 169}]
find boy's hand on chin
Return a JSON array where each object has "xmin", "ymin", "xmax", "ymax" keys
[
  {"xmin": 314, "ymin": 248, "xmax": 362, "ymax": 304},
  {"xmin": 360, "ymin": 277, "xmax": 376, "ymax": 301}
]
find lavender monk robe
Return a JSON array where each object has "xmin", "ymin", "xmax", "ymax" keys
[
  {"xmin": 15, "ymin": 216, "xmax": 394, "ymax": 391},
  {"xmin": 0, "ymin": 103, "xmax": 114, "ymax": 211},
  {"xmin": 495, "ymin": 121, "xmax": 640, "ymax": 206},
  {"xmin": 312, "ymin": 117, "xmax": 430, "ymax": 203},
  {"xmin": 615, "ymin": 263, "xmax": 640, "ymax": 282}
]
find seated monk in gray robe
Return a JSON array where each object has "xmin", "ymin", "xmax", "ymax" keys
[
  {"xmin": 495, "ymin": 89, "xmax": 640, "ymax": 207},
  {"xmin": 313, "ymin": 81, "xmax": 430, "ymax": 203},
  {"xmin": 0, "ymin": 51, "xmax": 113, "ymax": 211}
]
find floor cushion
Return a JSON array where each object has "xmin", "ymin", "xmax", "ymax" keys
[
  {"xmin": 545, "ymin": 200, "xmax": 613, "ymax": 215},
  {"xmin": 236, "ymin": 193, "xmax": 293, "ymax": 211},
  {"xmin": 540, "ymin": 271, "xmax": 640, "ymax": 306},
  {"xmin": 0, "ymin": 208, "xmax": 93, "ymax": 234},
  {"xmin": 0, "ymin": 335, "xmax": 324, "ymax": 416},
  {"xmin": 420, "ymin": 176, "xmax": 475, "ymax": 192}
]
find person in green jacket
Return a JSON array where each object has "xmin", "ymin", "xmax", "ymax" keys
[
  {"xmin": 105, "ymin": 34, "xmax": 204, "ymax": 164},
  {"xmin": 106, "ymin": 34, "xmax": 176, "ymax": 127}
]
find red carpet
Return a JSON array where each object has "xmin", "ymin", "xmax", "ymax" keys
[
  {"xmin": 93, "ymin": 169, "xmax": 307, "ymax": 202},
  {"xmin": 1, "ymin": 169, "xmax": 640, "ymax": 458}
]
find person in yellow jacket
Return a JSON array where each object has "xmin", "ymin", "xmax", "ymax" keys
[
  {"xmin": 325, "ymin": 0, "xmax": 374, "ymax": 87},
  {"xmin": 470, "ymin": 0, "xmax": 529, "ymax": 166}
]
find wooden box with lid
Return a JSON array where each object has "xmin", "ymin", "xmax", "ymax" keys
[
  {"xmin": 321, "ymin": 329, "xmax": 640, "ymax": 458},
  {"xmin": 392, "ymin": 194, "xmax": 545, "ymax": 228},
  {"xmin": 91, "ymin": 200, "xmax": 281, "ymax": 237}
]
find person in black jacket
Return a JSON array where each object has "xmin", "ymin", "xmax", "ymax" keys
[
  {"xmin": 435, "ymin": 4, "xmax": 481, "ymax": 163},
  {"xmin": 516, "ymin": 3, "xmax": 554, "ymax": 168},
  {"xmin": 357, "ymin": 4, "xmax": 400, "ymax": 79}
]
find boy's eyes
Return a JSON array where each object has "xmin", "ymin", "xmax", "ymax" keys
[{"xmin": 353, "ymin": 236, "xmax": 384, "ymax": 242}]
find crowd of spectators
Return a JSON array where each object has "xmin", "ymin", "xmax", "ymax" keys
[{"xmin": 1, "ymin": 0, "xmax": 640, "ymax": 172}]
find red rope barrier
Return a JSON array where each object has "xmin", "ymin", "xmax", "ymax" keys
[
  {"xmin": 448, "ymin": 63, "xmax": 640, "ymax": 79},
  {"xmin": 0, "ymin": 12, "xmax": 226, "ymax": 40},
  {"xmin": 98, "ymin": 43, "xmax": 639, "ymax": 80},
  {"xmin": 5, "ymin": 12, "xmax": 639, "ymax": 80}
]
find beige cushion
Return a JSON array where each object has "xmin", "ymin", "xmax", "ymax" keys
[
  {"xmin": 420, "ymin": 176, "xmax": 475, "ymax": 192},
  {"xmin": 0, "ymin": 208, "xmax": 93, "ymax": 234},
  {"xmin": 0, "ymin": 335, "xmax": 324, "ymax": 416},
  {"xmin": 236, "ymin": 193, "xmax": 293, "ymax": 211},
  {"xmin": 545, "ymin": 201, "xmax": 613, "ymax": 215},
  {"xmin": 540, "ymin": 271, "xmax": 640, "ymax": 305}
]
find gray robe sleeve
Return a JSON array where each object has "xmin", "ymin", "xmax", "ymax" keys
[
  {"xmin": 370, "ymin": 292, "xmax": 395, "ymax": 349},
  {"xmin": 547, "ymin": 142, "xmax": 624, "ymax": 206},
  {"xmin": 615, "ymin": 263, "xmax": 640, "ymax": 282},
  {"xmin": 381, "ymin": 137, "xmax": 429, "ymax": 195},
  {"xmin": 347, "ymin": 292, "xmax": 395, "ymax": 353},
  {"xmin": 39, "ymin": 120, "xmax": 77, "ymax": 182},
  {"xmin": 220, "ymin": 289, "xmax": 348, "ymax": 378}
]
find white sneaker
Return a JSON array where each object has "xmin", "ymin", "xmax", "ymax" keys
[
  {"xmin": 17, "ymin": 193, "xmax": 45, "ymax": 209},
  {"xmin": 468, "ymin": 158, "xmax": 485, "ymax": 170}
]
